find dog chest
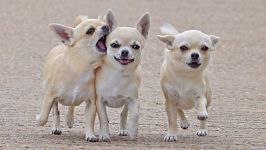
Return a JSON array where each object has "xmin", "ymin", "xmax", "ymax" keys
[
  {"xmin": 166, "ymin": 81, "xmax": 204, "ymax": 110},
  {"xmin": 56, "ymin": 71, "xmax": 94, "ymax": 106}
]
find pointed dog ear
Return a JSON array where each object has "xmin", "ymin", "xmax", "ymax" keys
[
  {"xmin": 210, "ymin": 35, "xmax": 220, "ymax": 46},
  {"xmin": 157, "ymin": 34, "xmax": 176, "ymax": 50},
  {"xmin": 136, "ymin": 12, "xmax": 150, "ymax": 39},
  {"xmin": 106, "ymin": 9, "xmax": 117, "ymax": 31},
  {"xmin": 49, "ymin": 23, "xmax": 75, "ymax": 46}
]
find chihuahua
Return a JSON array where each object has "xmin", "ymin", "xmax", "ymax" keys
[
  {"xmin": 36, "ymin": 12, "xmax": 113, "ymax": 142},
  {"xmin": 157, "ymin": 23, "xmax": 220, "ymax": 141},
  {"xmin": 95, "ymin": 10, "xmax": 150, "ymax": 142}
]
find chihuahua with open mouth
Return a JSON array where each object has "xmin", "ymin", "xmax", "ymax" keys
[
  {"xmin": 157, "ymin": 23, "xmax": 220, "ymax": 142},
  {"xmin": 36, "ymin": 11, "xmax": 114, "ymax": 142},
  {"xmin": 95, "ymin": 10, "xmax": 150, "ymax": 142}
]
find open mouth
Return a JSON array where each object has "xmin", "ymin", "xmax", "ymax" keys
[
  {"xmin": 114, "ymin": 57, "xmax": 134, "ymax": 65},
  {"xmin": 187, "ymin": 62, "xmax": 201, "ymax": 69},
  {"xmin": 96, "ymin": 35, "xmax": 107, "ymax": 53}
]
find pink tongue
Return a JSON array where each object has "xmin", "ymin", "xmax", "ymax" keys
[
  {"xmin": 98, "ymin": 41, "xmax": 105, "ymax": 50},
  {"xmin": 120, "ymin": 59, "xmax": 130, "ymax": 63}
]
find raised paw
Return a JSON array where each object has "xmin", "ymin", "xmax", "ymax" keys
[
  {"xmin": 99, "ymin": 134, "xmax": 111, "ymax": 142},
  {"xmin": 119, "ymin": 129, "xmax": 128, "ymax": 136},
  {"xmin": 180, "ymin": 119, "xmax": 190, "ymax": 130},
  {"xmin": 86, "ymin": 134, "xmax": 98, "ymax": 142},
  {"xmin": 52, "ymin": 128, "xmax": 62, "ymax": 135},
  {"xmin": 197, "ymin": 112, "xmax": 208, "ymax": 121},
  {"xmin": 196, "ymin": 129, "xmax": 208, "ymax": 136},
  {"xmin": 164, "ymin": 133, "xmax": 177, "ymax": 142}
]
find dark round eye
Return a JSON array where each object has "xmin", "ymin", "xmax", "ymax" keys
[
  {"xmin": 86, "ymin": 27, "xmax": 95, "ymax": 35},
  {"xmin": 131, "ymin": 44, "xmax": 140, "ymax": 50},
  {"xmin": 201, "ymin": 46, "xmax": 209, "ymax": 51},
  {"xmin": 110, "ymin": 43, "xmax": 120, "ymax": 48},
  {"xmin": 180, "ymin": 45, "xmax": 189, "ymax": 51}
]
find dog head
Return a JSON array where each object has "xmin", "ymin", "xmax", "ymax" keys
[
  {"xmin": 158, "ymin": 23, "xmax": 220, "ymax": 73},
  {"xmin": 104, "ymin": 10, "xmax": 150, "ymax": 71},
  {"xmin": 49, "ymin": 11, "xmax": 115, "ymax": 55}
]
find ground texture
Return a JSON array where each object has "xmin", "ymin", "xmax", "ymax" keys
[{"xmin": 0, "ymin": 0, "xmax": 266, "ymax": 149}]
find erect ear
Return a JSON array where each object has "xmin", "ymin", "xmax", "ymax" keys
[
  {"xmin": 136, "ymin": 12, "xmax": 150, "ymax": 39},
  {"xmin": 49, "ymin": 23, "xmax": 75, "ymax": 46},
  {"xmin": 160, "ymin": 23, "xmax": 178, "ymax": 35},
  {"xmin": 210, "ymin": 35, "xmax": 220, "ymax": 46},
  {"xmin": 106, "ymin": 9, "xmax": 117, "ymax": 31},
  {"xmin": 157, "ymin": 34, "xmax": 175, "ymax": 49},
  {"xmin": 73, "ymin": 15, "xmax": 88, "ymax": 27}
]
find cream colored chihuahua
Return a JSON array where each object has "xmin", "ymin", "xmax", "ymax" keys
[
  {"xmin": 95, "ymin": 10, "xmax": 150, "ymax": 142},
  {"xmin": 36, "ymin": 12, "xmax": 114, "ymax": 142},
  {"xmin": 157, "ymin": 23, "xmax": 220, "ymax": 142}
]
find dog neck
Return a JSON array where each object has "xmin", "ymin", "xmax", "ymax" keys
[{"xmin": 64, "ymin": 46, "xmax": 103, "ymax": 72}]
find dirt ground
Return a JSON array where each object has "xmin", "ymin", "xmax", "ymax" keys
[{"xmin": 0, "ymin": 0, "xmax": 266, "ymax": 149}]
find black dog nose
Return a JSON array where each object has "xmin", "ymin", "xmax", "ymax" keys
[
  {"xmin": 121, "ymin": 50, "xmax": 129, "ymax": 57},
  {"xmin": 101, "ymin": 25, "xmax": 109, "ymax": 33},
  {"xmin": 191, "ymin": 53, "xmax": 199, "ymax": 60}
]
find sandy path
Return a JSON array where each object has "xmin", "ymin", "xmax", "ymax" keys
[{"xmin": 0, "ymin": 0, "xmax": 266, "ymax": 149}]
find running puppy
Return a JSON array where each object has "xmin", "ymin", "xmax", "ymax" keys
[
  {"xmin": 36, "ymin": 12, "xmax": 113, "ymax": 142},
  {"xmin": 157, "ymin": 23, "xmax": 220, "ymax": 141},
  {"xmin": 96, "ymin": 10, "xmax": 150, "ymax": 142}
]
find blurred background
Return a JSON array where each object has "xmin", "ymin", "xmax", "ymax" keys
[{"xmin": 0, "ymin": 0, "xmax": 265, "ymax": 149}]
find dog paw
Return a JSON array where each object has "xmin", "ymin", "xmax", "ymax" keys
[
  {"xmin": 118, "ymin": 129, "xmax": 128, "ymax": 136},
  {"xmin": 86, "ymin": 134, "xmax": 98, "ymax": 142},
  {"xmin": 99, "ymin": 133, "xmax": 111, "ymax": 142},
  {"xmin": 196, "ymin": 129, "xmax": 208, "ymax": 136},
  {"xmin": 52, "ymin": 128, "xmax": 62, "ymax": 135},
  {"xmin": 180, "ymin": 119, "xmax": 190, "ymax": 130},
  {"xmin": 36, "ymin": 114, "xmax": 47, "ymax": 126},
  {"xmin": 197, "ymin": 112, "xmax": 208, "ymax": 121},
  {"xmin": 164, "ymin": 133, "xmax": 177, "ymax": 142}
]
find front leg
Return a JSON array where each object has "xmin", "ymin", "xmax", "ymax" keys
[
  {"xmin": 164, "ymin": 99, "xmax": 178, "ymax": 142},
  {"xmin": 196, "ymin": 96, "xmax": 208, "ymax": 136},
  {"xmin": 196, "ymin": 97, "xmax": 208, "ymax": 121},
  {"xmin": 127, "ymin": 100, "xmax": 139, "ymax": 140},
  {"xmin": 119, "ymin": 105, "xmax": 128, "ymax": 136},
  {"xmin": 85, "ymin": 78, "xmax": 98, "ymax": 142},
  {"xmin": 96, "ymin": 97, "xmax": 110, "ymax": 142},
  {"xmin": 85, "ymin": 101, "xmax": 98, "ymax": 142}
]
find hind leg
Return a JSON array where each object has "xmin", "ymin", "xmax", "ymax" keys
[
  {"xmin": 36, "ymin": 92, "xmax": 54, "ymax": 126},
  {"xmin": 66, "ymin": 106, "xmax": 75, "ymax": 128},
  {"xmin": 52, "ymin": 101, "xmax": 61, "ymax": 135},
  {"xmin": 119, "ymin": 105, "xmax": 128, "ymax": 136}
]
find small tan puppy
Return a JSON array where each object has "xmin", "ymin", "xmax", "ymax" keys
[
  {"xmin": 157, "ymin": 23, "xmax": 220, "ymax": 142},
  {"xmin": 36, "ymin": 12, "xmax": 114, "ymax": 142},
  {"xmin": 95, "ymin": 10, "xmax": 150, "ymax": 142}
]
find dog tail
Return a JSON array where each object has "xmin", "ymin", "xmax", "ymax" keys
[{"xmin": 160, "ymin": 23, "xmax": 178, "ymax": 35}]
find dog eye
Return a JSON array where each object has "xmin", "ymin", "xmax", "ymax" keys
[
  {"xmin": 180, "ymin": 45, "xmax": 189, "ymax": 51},
  {"xmin": 201, "ymin": 46, "xmax": 209, "ymax": 51},
  {"xmin": 86, "ymin": 27, "xmax": 95, "ymax": 35},
  {"xmin": 110, "ymin": 43, "xmax": 120, "ymax": 48},
  {"xmin": 131, "ymin": 44, "xmax": 140, "ymax": 50}
]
